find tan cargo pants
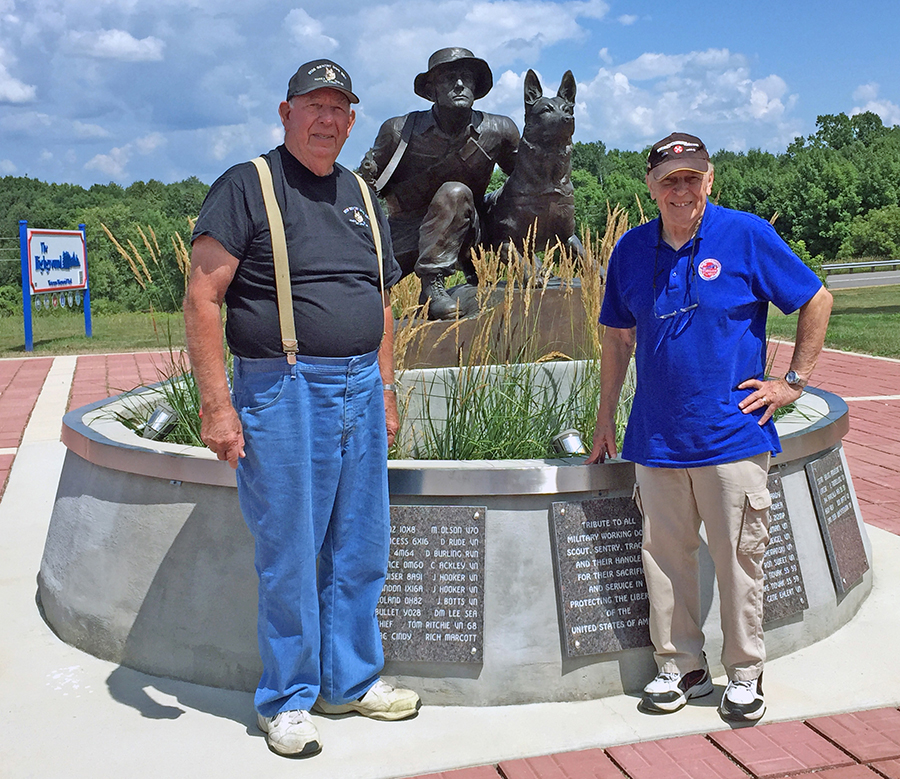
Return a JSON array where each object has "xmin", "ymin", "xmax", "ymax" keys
[{"xmin": 635, "ymin": 453, "xmax": 771, "ymax": 681}]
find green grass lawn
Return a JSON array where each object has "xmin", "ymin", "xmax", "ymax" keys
[
  {"xmin": 0, "ymin": 310, "xmax": 186, "ymax": 358},
  {"xmin": 766, "ymin": 284, "xmax": 900, "ymax": 359},
  {"xmin": 0, "ymin": 283, "xmax": 897, "ymax": 360}
]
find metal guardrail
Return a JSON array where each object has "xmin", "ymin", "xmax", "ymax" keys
[
  {"xmin": 823, "ymin": 259, "xmax": 900, "ymax": 272},
  {"xmin": 0, "ymin": 236, "xmax": 18, "ymax": 262}
]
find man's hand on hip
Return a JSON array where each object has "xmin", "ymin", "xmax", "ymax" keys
[{"xmin": 738, "ymin": 377, "xmax": 802, "ymax": 426}]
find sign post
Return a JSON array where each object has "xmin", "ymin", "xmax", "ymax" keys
[{"xmin": 19, "ymin": 221, "xmax": 92, "ymax": 351}]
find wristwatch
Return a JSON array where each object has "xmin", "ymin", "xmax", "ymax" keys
[{"xmin": 784, "ymin": 370, "xmax": 807, "ymax": 389}]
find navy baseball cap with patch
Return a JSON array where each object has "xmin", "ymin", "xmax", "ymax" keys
[
  {"xmin": 647, "ymin": 133, "xmax": 709, "ymax": 181},
  {"xmin": 286, "ymin": 59, "xmax": 359, "ymax": 104}
]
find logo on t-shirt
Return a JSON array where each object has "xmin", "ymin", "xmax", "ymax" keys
[
  {"xmin": 344, "ymin": 206, "xmax": 370, "ymax": 228},
  {"xmin": 698, "ymin": 258, "xmax": 721, "ymax": 280}
]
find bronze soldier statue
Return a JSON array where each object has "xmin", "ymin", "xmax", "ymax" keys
[{"xmin": 360, "ymin": 48, "xmax": 519, "ymax": 320}]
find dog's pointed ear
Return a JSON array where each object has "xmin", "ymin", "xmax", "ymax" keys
[
  {"xmin": 558, "ymin": 70, "xmax": 576, "ymax": 104},
  {"xmin": 524, "ymin": 69, "xmax": 542, "ymax": 107}
]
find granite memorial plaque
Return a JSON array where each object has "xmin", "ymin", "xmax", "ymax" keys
[
  {"xmin": 806, "ymin": 449, "xmax": 869, "ymax": 595},
  {"xmin": 378, "ymin": 505, "xmax": 485, "ymax": 663},
  {"xmin": 550, "ymin": 497, "xmax": 651, "ymax": 657},
  {"xmin": 763, "ymin": 471, "xmax": 808, "ymax": 623}
]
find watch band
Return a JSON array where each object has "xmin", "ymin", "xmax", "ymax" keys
[{"xmin": 383, "ymin": 383, "xmax": 397, "ymax": 393}]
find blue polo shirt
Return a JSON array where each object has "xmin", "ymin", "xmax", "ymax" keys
[{"xmin": 600, "ymin": 203, "xmax": 823, "ymax": 468}]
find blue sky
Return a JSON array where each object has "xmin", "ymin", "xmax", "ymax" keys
[{"xmin": 1, "ymin": 0, "xmax": 898, "ymax": 188}]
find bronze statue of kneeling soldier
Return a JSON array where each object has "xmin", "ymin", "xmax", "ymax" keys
[{"xmin": 360, "ymin": 48, "xmax": 519, "ymax": 320}]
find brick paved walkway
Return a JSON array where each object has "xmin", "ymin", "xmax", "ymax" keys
[
  {"xmin": 415, "ymin": 707, "xmax": 900, "ymax": 778},
  {"xmin": 0, "ymin": 356, "xmax": 53, "ymax": 497},
  {"xmin": 0, "ymin": 351, "xmax": 175, "ymax": 500},
  {"xmin": 768, "ymin": 346, "xmax": 900, "ymax": 535}
]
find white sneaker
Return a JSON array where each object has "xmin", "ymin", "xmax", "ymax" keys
[
  {"xmin": 256, "ymin": 709, "xmax": 321, "ymax": 757},
  {"xmin": 313, "ymin": 679, "xmax": 421, "ymax": 721},
  {"xmin": 719, "ymin": 675, "xmax": 766, "ymax": 722},
  {"xmin": 640, "ymin": 663, "xmax": 714, "ymax": 713}
]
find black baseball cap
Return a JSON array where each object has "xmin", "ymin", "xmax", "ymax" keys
[
  {"xmin": 286, "ymin": 59, "xmax": 359, "ymax": 104},
  {"xmin": 647, "ymin": 133, "xmax": 709, "ymax": 181}
]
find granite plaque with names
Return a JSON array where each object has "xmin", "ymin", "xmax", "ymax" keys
[
  {"xmin": 763, "ymin": 471, "xmax": 808, "ymax": 623},
  {"xmin": 550, "ymin": 497, "xmax": 651, "ymax": 658},
  {"xmin": 806, "ymin": 449, "xmax": 869, "ymax": 595},
  {"xmin": 378, "ymin": 505, "xmax": 485, "ymax": 663}
]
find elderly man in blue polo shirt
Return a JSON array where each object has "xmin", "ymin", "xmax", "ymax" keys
[{"xmin": 586, "ymin": 133, "xmax": 833, "ymax": 723}]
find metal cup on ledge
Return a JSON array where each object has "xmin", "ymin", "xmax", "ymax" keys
[
  {"xmin": 551, "ymin": 428, "xmax": 587, "ymax": 456},
  {"xmin": 142, "ymin": 403, "xmax": 178, "ymax": 440}
]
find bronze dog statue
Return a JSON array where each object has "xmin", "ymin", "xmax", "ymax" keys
[{"xmin": 485, "ymin": 69, "xmax": 584, "ymax": 264}]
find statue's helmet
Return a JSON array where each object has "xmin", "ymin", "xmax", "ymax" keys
[{"xmin": 414, "ymin": 47, "xmax": 493, "ymax": 101}]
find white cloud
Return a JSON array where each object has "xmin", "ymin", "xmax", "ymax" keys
[
  {"xmin": 574, "ymin": 49, "xmax": 800, "ymax": 150},
  {"xmin": 0, "ymin": 45, "xmax": 36, "ymax": 103},
  {"xmin": 852, "ymin": 99, "xmax": 900, "ymax": 127},
  {"xmin": 85, "ymin": 146, "xmax": 131, "ymax": 178},
  {"xmin": 65, "ymin": 29, "xmax": 165, "ymax": 61},
  {"xmin": 617, "ymin": 52, "xmax": 686, "ymax": 81},
  {"xmin": 0, "ymin": 63, "xmax": 36, "ymax": 102},
  {"xmin": 0, "ymin": 158, "xmax": 16, "ymax": 174},
  {"xmin": 205, "ymin": 124, "xmax": 260, "ymax": 162},
  {"xmin": 850, "ymin": 83, "xmax": 900, "ymax": 127},
  {"xmin": 284, "ymin": 9, "xmax": 338, "ymax": 53},
  {"xmin": 853, "ymin": 82, "xmax": 879, "ymax": 102},
  {"xmin": 82, "ymin": 131, "xmax": 165, "ymax": 179},
  {"xmin": 72, "ymin": 120, "xmax": 110, "ymax": 139},
  {"xmin": 354, "ymin": 0, "xmax": 611, "ymax": 100},
  {"xmin": 1, "ymin": 110, "xmax": 52, "ymax": 132},
  {"xmin": 135, "ymin": 132, "xmax": 165, "ymax": 154},
  {"xmin": 598, "ymin": 47, "xmax": 612, "ymax": 65},
  {"xmin": 618, "ymin": 49, "xmax": 734, "ymax": 81},
  {"xmin": 741, "ymin": 74, "xmax": 791, "ymax": 121},
  {"xmin": 617, "ymin": 14, "xmax": 638, "ymax": 24}
]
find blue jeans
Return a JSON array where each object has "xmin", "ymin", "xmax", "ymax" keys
[{"xmin": 232, "ymin": 350, "xmax": 389, "ymax": 716}]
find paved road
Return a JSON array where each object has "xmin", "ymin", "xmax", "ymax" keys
[{"xmin": 826, "ymin": 270, "xmax": 900, "ymax": 289}]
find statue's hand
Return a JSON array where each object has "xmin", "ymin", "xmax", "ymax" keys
[{"xmin": 359, "ymin": 150, "xmax": 379, "ymax": 184}]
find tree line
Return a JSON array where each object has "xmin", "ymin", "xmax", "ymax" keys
[
  {"xmin": 0, "ymin": 177, "xmax": 208, "ymax": 315},
  {"xmin": 573, "ymin": 111, "xmax": 900, "ymax": 264},
  {"xmin": 1, "ymin": 111, "xmax": 898, "ymax": 315}
]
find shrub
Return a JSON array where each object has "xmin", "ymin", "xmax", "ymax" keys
[{"xmin": 0, "ymin": 285, "xmax": 22, "ymax": 317}]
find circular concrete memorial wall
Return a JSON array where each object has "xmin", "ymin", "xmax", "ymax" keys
[{"xmin": 39, "ymin": 371, "xmax": 871, "ymax": 706}]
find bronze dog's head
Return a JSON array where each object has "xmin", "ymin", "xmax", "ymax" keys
[{"xmin": 522, "ymin": 69, "xmax": 576, "ymax": 146}]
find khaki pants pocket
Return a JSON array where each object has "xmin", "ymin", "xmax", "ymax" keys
[{"xmin": 738, "ymin": 489, "xmax": 771, "ymax": 556}]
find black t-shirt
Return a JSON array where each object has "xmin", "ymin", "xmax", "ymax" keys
[{"xmin": 192, "ymin": 145, "xmax": 401, "ymax": 359}]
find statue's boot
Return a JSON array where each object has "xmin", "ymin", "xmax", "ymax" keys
[{"xmin": 419, "ymin": 274, "xmax": 460, "ymax": 320}]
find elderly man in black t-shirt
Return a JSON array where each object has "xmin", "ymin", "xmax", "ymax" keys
[{"xmin": 184, "ymin": 59, "xmax": 420, "ymax": 759}]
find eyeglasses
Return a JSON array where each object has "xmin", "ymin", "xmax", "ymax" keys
[{"xmin": 652, "ymin": 223, "xmax": 701, "ymax": 320}]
